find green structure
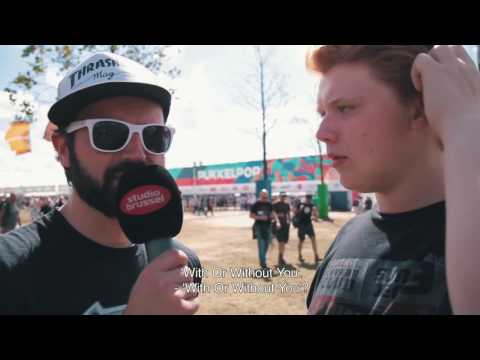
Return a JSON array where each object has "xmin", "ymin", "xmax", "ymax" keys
[{"xmin": 317, "ymin": 183, "xmax": 329, "ymax": 220}]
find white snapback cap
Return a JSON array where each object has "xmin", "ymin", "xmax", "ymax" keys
[{"xmin": 48, "ymin": 52, "xmax": 171, "ymax": 128}]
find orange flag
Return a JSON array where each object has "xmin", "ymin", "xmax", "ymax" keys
[{"xmin": 4, "ymin": 121, "xmax": 31, "ymax": 155}]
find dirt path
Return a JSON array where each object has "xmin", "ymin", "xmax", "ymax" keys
[{"xmin": 178, "ymin": 210, "xmax": 354, "ymax": 315}]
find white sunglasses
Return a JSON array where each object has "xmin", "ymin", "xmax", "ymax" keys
[{"xmin": 65, "ymin": 118, "xmax": 175, "ymax": 155}]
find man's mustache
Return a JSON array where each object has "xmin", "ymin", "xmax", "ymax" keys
[
  {"xmin": 103, "ymin": 160, "xmax": 151, "ymax": 186},
  {"xmin": 101, "ymin": 161, "xmax": 151, "ymax": 208}
]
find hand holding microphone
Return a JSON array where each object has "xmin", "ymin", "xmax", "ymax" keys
[
  {"xmin": 115, "ymin": 165, "xmax": 200, "ymax": 315},
  {"xmin": 115, "ymin": 164, "xmax": 183, "ymax": 257},
  {"xmin": 123, "ymin": 249, "xmax": 199, "ymax": 315}
]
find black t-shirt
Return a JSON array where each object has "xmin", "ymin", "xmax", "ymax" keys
[
  {"xmin": 296, "ymin": 202, "xmax": 315, "ymax": 225},
  {"xmin": 273, "ymin": 202, "xmax": 291, "ymax": 227},
  {"xmin": 40, "ymin": 204, "xmax": 53, "ymax": 215},
  {"xmin": 250, "ymin": 201, "xmax": 273, "ymax": 226},
  {"xmin": 306, "ymin": 202, "xmax": 452, "ymax": 315},
  {"xmin": 0, "ymin": 209, "xmax": 201, "ymax": 315}
]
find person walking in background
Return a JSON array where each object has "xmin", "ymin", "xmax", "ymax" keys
[
  {"xmin": 273, "ymin": 192, "xmax": 291, "ymax": 267},
  {"xmin": 294, "ymin": 194, "xmax": 321, "ymax": 265},
  {"xmin": 250, "ymin": 189, "xmax": 277, "ymax": 274}
]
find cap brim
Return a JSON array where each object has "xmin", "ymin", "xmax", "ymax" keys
[{"xmin": 48, "ymin": 82, "xmax": 171, "ymax": 128}]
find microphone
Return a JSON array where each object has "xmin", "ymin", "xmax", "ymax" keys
[{"xmin": 115, "ymin": 165, "xmax": 183, "ymax": 261}]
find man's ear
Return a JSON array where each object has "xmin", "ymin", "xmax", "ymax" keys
[
  {"xmin": 409, "ymin": 96, "xmax": 444, "ymax": 150},
  {"xmin": 410, "ymin": 96, "xmax": 429, "ymax": 130},
  {"xmin": 51, "ymin": 132, "xmax": 71, "ymax": 168}
]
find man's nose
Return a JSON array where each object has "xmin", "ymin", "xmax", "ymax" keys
[
  {"xmin": 316, "ymin": 117, "xmax": 338, "ymax": 144},
  {"xmin": 121, "ymin": 132, "xmax": 147, "ymax": 162}
]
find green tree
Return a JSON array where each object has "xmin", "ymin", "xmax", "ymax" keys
[{"xmin": 4, "ymin": 45, "xmax": 181, "ymax": 123}]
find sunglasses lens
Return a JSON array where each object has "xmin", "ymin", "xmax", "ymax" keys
[
  {"xmin": 143, "ymin": 125, "xmax": 172, "ymax": 154},
  {"xmin": 92, "ymin": 121, "xmax": 129, "ymax": 151}
]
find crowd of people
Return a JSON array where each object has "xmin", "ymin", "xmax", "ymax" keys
[
  {"xmin": 0, "ymin": 192, "xmax": 68, "ymax": 233},
  {"xmin": 189, "ymin": 197, "xmax": 215, "ymax": 216},
  {"xmin": 183, "ymin": 195, "xmax": 248, "ymax": 214},
  {"xmin": 250, "ymin": 191, "xmax": 321, "ymax": 273}
]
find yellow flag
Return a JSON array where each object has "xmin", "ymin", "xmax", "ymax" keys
[{"xmin": 5, "ymin": 121, "xmax": 31, "ymax": 155}]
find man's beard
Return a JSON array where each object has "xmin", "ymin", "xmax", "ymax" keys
[{"xmin": 68, "ymin": 151, "xmax": 151, "ymax": 218}]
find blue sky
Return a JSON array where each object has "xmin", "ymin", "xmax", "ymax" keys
[
  {"xmin": 0, "ymin": 45, "xmax": 478, "ymax": 188},
  {"xmin": 0, "ymin": 46, "xmax": 28, "ymax": 87}
]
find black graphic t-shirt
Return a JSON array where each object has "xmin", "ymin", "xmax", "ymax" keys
[
  {"xmin": 250, "ymin": 201, "xmax": 273, "ymax": 226},
  {"xmin": 296, "ymin": 202, "xmax": 315, "ymax": 225},
  {"xmin": 0, "ymin": 209, "xmax": 201, "ymax": 315},
  {"xmin": 273, "ymin": 202, "xmax": 291, "ymax": 228},
  {"xmin": 306, "ymin": 202, "xmax": 452, "ymax": 315}
]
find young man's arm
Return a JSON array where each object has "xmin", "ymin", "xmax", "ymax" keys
[
  {"xmin": 412, "ymin": 45, "xmax": 480, "ymax": 314},
  {"xmin": 293, "ymin": 203, "xmax": 299, "ymax": 216},
  {"xmin": 123, "ymin": 249, "xmax": 199, "ymax": 315},
  {"xmin": 271, "ymin": 205, "xmax": 280, "ymax": 224},
  {"xmin": 249, "ymin": 203, "xmax": 258, "ymax": 221},
  {"xmin": 312, "ymin": 206, "xmax": 319, "ymax": 222},
  {"xmin": 443, "ymin": 128, "xmax": 480, "ymax": 314},
  {"xmin": 291, "ymin": 203, "xmax": 300, "ymax": 224}
]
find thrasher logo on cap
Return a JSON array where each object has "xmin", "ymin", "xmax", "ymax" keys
[
  {"xmin": 48, "ymin": 51, "xmax": 172, "ymax": 128},
  {"xmin": 69, "ymin": 57, "xmax": 120, "ymax": 89},
  {"xmin": 120, "ymin": 185, "xmax": 172, "ymax": 216}
]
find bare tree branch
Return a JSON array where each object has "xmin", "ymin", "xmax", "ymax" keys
[
  {"xmin": 230, "ymin": 45, "xmax": 290, "ymax": 182},
  {"xmin": 266, "ymin": 117, "xmax": 278, "ymax": 133}
]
